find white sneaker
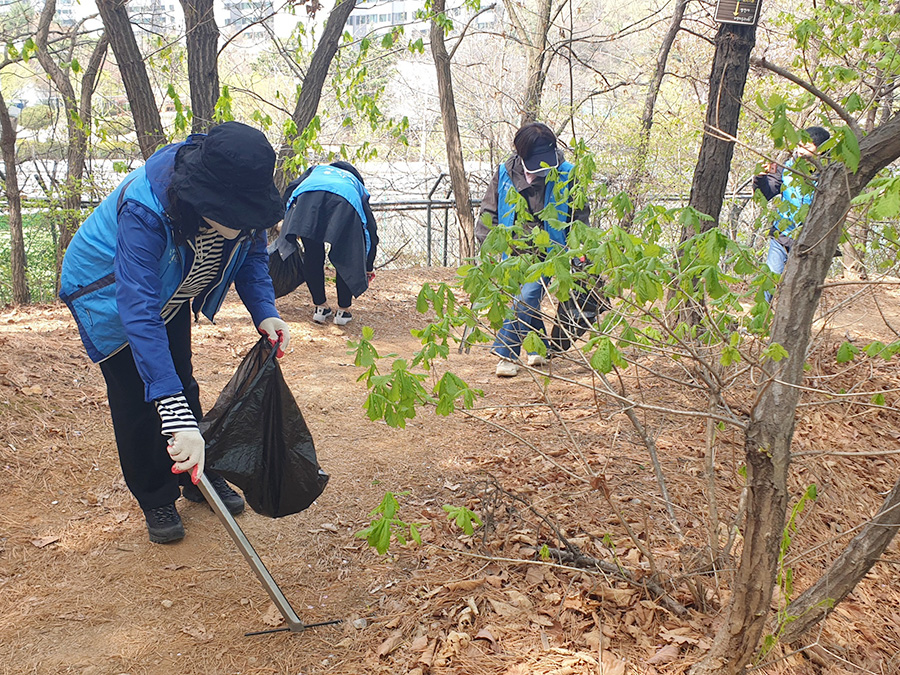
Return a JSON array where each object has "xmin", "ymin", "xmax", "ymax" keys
[
  {"xmin": 495, "ymin": 359, "xmax": 519, "ymax": 377},
  {"xmin": 334, "ymin": 310, "xmax": 353, "ymax": 326},
  {"xmin": 313, "ymin": 306, "xmax": 333, "ymax": 323},
  {"xmin": 526, "ymin": 354, "xmax": 547, "ymax": 367}
]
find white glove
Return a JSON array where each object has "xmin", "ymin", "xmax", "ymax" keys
[
  {"xmin": 259, "ymin": 316, "xmax": 290, "ymax": 357},
  {"xmin": 168, "ymin": 429, "xmax": 206, "ymax": 484}
]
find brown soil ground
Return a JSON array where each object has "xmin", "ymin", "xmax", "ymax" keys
[{"xmin": 1, "ymin": 268, "xmax": 899, "ymax": 675}]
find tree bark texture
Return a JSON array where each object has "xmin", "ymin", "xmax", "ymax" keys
[
  {"xmin": 180, "ymin": 0, "xmax": 219, "ymax": 132},
  {"xmin": 519, "ymin": 0, "xmax": 552, "ymax": 126},
  {"xmin": 430, "ymin": 0, "xmax": 475, "ymax": 260},
  {"xmin": 692, "ymin": 113, "xmax": 900, "ymax": 675},
  {"xmin": 683, "ymin": 22, "xmax": 756, "ymax": 237},
  {"xmin": 779, "ymin": 474, "xmax": 900, "ymax": 644},
  {"xmin": 35, "ymin": 0, "xmax": 109, "ymax": 280},
  {"xmin": 274, "ymin": 0, "xmax": 355, "ymax": 190},
  {"xmin": 621, "ymin": 0, "xmax": 688, "ymax": 229},
  {"xmin": 0, "ymin": 87, "xmax": 29, "ymax": 304},
  {"xmin": 95, "ymin": 0, "xmax": 165, "ymax": 159}
]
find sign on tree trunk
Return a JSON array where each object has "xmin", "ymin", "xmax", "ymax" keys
[{"xmin": 714, "ymin": 0, "xmax": 761, "ymax": 25}]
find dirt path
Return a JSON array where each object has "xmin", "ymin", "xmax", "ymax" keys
[{"xmin": 1, "ymin": 268, "xmax": 899, "ymax": 675}]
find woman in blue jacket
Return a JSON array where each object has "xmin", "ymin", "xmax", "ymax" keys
[
  {"xmin": 273, "ymin": 161, "xmax": 378, "ymax": 325},
  {"xmin": 60, "ymin": 122, "xmax": 290, "ymax": 543}
]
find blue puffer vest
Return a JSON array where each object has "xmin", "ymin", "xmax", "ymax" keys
[
  {"xmin": 497, "ymin": 161, "xmax": 573, "ymax": 249},
  {"xmin": 288, "ymin": 165, "xmax": 372, "ymax": 254},
  {"xmin": 59, "ymin": 142, "xmax": 255, "ymax": 364}
]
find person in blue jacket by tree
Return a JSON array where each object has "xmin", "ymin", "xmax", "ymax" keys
[
  {"xmin": 274, "ymin": 161, "xmax": 379, "ymax": 326},
  {"xmin": 60, "ymin": 121, "xmax": 290, "ymax": 544},
  {"xmin": 476, "ymin": 122, "xmax": 589, "ymax": 378},
  {"xmin": 752, "ymin": 125, "xmax": 831, "ymax": 302}
]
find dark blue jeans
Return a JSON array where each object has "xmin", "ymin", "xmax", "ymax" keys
[{"xmin": 492, "ymin": 278, "xmax": 550, "ymax": 360}]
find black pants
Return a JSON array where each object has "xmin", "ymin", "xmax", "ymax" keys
[
  {"xmin": 301, "ymin": 237, "xmax": 353, "ymax": 309},
  {"xmin": 99, "ymin": 303, "xmax": 200, "ymax": 510}
]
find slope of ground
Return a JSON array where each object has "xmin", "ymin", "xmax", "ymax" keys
[{"xmin": 1, "ymin": 268, "xmax": 898, "ymax": 675}]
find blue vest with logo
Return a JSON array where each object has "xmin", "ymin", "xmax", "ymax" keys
[
  {"xmin": 288, "ymin": 165, "xmax": 371, "ymax": 254},
  {"xmin": 59, "ymin": 163, "xmax": 251, "ymax": 363}
]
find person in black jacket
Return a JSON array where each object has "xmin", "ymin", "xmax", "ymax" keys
[{"xmin": 275, "ymin": 161, "xmax": 378, "ymax": 325}]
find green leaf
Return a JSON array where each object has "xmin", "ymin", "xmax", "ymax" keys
[
  {"xmin": 837, "ymin": 126, "xmax": 861, "ymax": 173},
  {"xmin": 871, "ymin": 392, "xmax": 886, "ymax": 406},
  {"xmin": 763, "ymin": 343, "xmax": 789, "ymax": 362},
  {"xmin": 443, "ymin": 504, "xmax": 482, "ymax": 535},
  {"xmin": 522, "ymin": 331, "xmax": 546, "ymax": 357},
  {"xmin": 836, "ymin": 341, "xmax": 860, "ymax": 363},
  {"xmin": 590, "ymin": 337, "xmax": 625, "ymax": 374}
]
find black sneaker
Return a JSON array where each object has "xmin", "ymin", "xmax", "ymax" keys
[
  {"xmin": 143, "ymin": 503, "xmax": 185, "ymax": 544},
  {"xmin": 182, "ymin": 474, "xmax": 245, "ymax": 516}
]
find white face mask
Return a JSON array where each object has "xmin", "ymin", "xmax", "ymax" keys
[
  {"xmin": 202, "ymin": 217, "xmax": 242, "ymax": 240},
  {"xmin": 522, "ymin": 156, "xmax": 557, "ymax": 182}
]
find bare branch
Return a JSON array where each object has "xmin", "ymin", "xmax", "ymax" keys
[{"xmin": 752, "ymin": 56, "xmax": 863, "ymax": 137}]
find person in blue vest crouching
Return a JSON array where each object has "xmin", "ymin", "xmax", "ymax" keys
[
  {"xmin": 276, "ymin": 161, "xmax": 379, "ymax": 326},
  {"xmin": 752, "ymin": 125, "xmax": 831, "ymax": 302},
  {"xmin": 476, "ymin": 122, "xmax": 590, "ymax": 378},
  {"xmin": 60, "ymin": 121, "xmax": 291, "ymax": 544}
]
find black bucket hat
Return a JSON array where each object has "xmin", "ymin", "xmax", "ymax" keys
[{"xmin": 173, "ymin": 121, "xmax": 283, "ymax": 230}]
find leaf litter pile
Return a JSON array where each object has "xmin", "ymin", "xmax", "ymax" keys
[{"xmin": 0, "ymin": 267, "xmax": 899, "ymax": 674}]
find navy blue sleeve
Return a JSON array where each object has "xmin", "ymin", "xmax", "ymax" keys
[
  {"xmin": 114, "ymin": 202, "xmax": 185, "ymax": 402},
  {"xmin": 363, "ymin": 199, "xmax": 378, "ymax": 271},
  {"xmin": 234, "ymin": 229, "xmax": 280, "ymax": 326}
]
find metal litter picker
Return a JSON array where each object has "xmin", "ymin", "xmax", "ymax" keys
[{"xmin": 196, "ymin": 472, "xmax": 342, "ymax": 636}]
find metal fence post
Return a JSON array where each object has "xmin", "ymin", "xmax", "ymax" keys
[
  {"xmin": 426, "ymin": 174, "xmax": 447, "ymax": 267},
  {"xmin": 443, "ymin": 206, "xmax": 449, "ymax": 267}
]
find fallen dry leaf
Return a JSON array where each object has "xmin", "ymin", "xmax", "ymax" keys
[
  {"xmin": 181, "ymin": 624, "xmax": 212, "ymax": 641},
  {"xmin": 659, "ymin": 627, "xmax": 699, "ymax": 645},
  {"xmin": 444, "ymin": 578, "xmax": 485, "ymax": 592},
  {"xmin": 375, "ymin": 630, "xmax": 403, "ymax": 657},
  {"xmin": 647, "ymin": 643, "xmax": 680, "ymax": 665},
  {"xmin": 473, "ymin": 627, "xmax": 498, "ymax": 651},
  {"xmin": 31, "ymin": 536, "xmax": 59, "ymax": 548},
  {"xmin": 260, "ymin": 602, "xmax": 284, "ymax": 627},
  {"xmin": 599, "ymin": 652, "xmax": 627, "ymax": 675},
  {"xmin": 21, "ymin": 385, "xmax": 42, "ymax": 396},
  {"xmin": 409, "ymin": 635, "xmax": 429, "ymax": 651},
  {"xmin": 528, "ymin": 612, "xmax": 554, "ymax": 627},
  {"xmin": 505, "ymin": 589, "xmax": 533, "ymax": 609},
  {"xmin": 417, "ymin": 638, "xmax": 438, "ymax": 667},
  {"xmin": 487, "ymin": 598, "xmax": 519, "ymax": 617}
]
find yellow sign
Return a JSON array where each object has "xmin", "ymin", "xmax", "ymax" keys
[{"xmin": 714, "ymin": 0, "xmax": 761, "ymax": 25}]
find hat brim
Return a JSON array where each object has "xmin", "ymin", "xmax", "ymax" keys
[
  {"xmin": 175, "ymin": 145, "xmax": 284, "ymax": 230},
  {"xmin": 522, "ymin": 148, "xmax": 559, "ymax": 173}
]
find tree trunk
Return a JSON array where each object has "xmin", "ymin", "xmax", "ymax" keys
[
  {"xmin": 0, "ymin": 88, "xmax": 30, "ymax": 304},
  {"xmin": 779, "ymin": 474, "xmax": 900, "ymax": 644},
  {"xmin": 274, "ymin": 0, "xmax": 355, "ymax": 190},
  {"xmin": 35, "ymin": 0, "xmax": 109, "ymax": 283},
  {"xmin": 691, "ymin": 113, "xmax": 900, "ymax": 675},
  {"xmin": 180, "ymin": 0, "xmax": 219, "ymax": 132},
  {"xmin": 430, "ymin": 0, "xmax": 475, "ymax": 261},
  {"xmin": 519, "ymin": 0, "xmax": 551, "ymax": 126},
  {"xmin": 621, "ymin": 0, "xmax": 688, "ymax": 229},
  {"xmin": 95, "ymin": 0, "xmax": 166, "ymax": 159},
  {"xmin": 681, "ymin": 22, "xmax": 756, "ymax": 238}
]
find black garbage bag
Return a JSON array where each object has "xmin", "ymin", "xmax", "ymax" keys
[
  {"xmin": 549, "ymin": 263, "xmax": 608, "ymax": 354},
  {"xmin": 199, "ymin": 338, "xmax": 328, "ymax": 518},
  {"xmin": 267, "ymin": 239, "xmax": 305, "ymax": 299}
]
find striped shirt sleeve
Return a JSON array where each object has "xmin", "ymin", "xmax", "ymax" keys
[{"xmin": 155, "ymin": 393, "xmax": 199, "ymax": 436}]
